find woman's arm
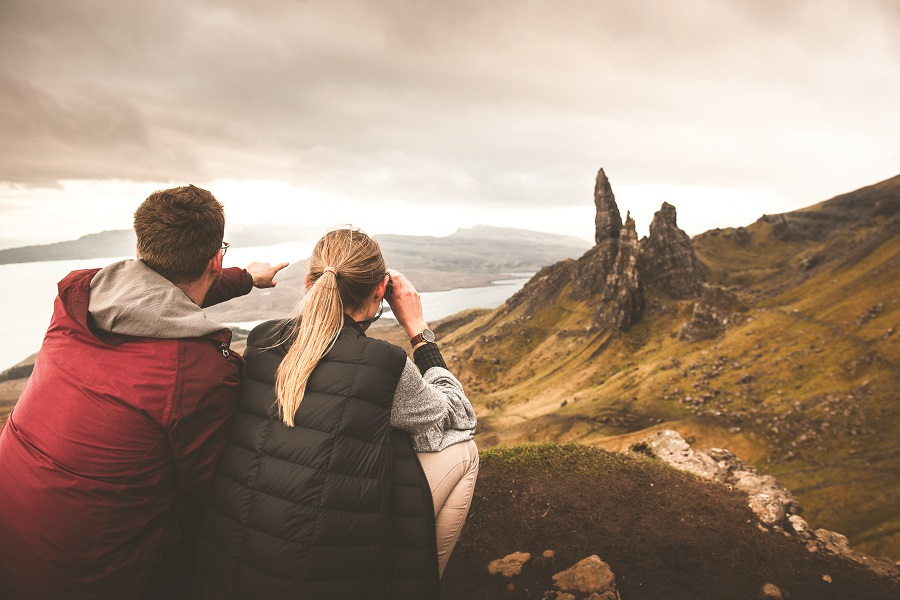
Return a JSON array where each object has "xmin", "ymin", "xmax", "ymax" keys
[
  {"xmin": 390, "ymin": 351, "xmax": 477, "ymax": 452},
  {"xmin": 385, "ymin": 269, "xmax": 476, "ymax": 451}
]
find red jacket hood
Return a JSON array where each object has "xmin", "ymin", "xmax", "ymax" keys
[{"xmin": 59, "ymin": 261, "xmax": 231, "ymax": 344}]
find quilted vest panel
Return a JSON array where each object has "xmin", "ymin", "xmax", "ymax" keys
[{"xmin": 193, "ymin": 318, "xmax": 439, "ymax": 599}]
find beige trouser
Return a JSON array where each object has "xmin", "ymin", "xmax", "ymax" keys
[{"xmin": 417, "ymin": 439, "xmax": 479, "ymax": 578}]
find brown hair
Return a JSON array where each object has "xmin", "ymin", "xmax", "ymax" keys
[
  {"xmin": 275, "ymin": 227, "xmax": 386, "ymax": 426},
  {"xmin": 133, "ymin": 185, "xmax": 225, "ymax": 284}
]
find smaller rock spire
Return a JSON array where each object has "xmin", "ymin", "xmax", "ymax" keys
[
  {"xmin": 598, "ymin": 215, "xmax": 644, "ymax": 330},
  {"xmin": 639, "ymin": 202, "xmax": 705, "ymax": 299}
]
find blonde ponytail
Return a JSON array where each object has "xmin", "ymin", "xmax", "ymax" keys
[
  {"xmin": 275, "ymin": 270, "xmax": 343, "ymax": 426},
  {"xmin": 275, "ymin": 227, "xmax": 386, "ymax": 426}
]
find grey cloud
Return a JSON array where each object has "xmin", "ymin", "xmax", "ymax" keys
[
  {"xmin": 0, "ymin": 0, "xmax": 897, "ymax": 207},
  {"xmin": 0, "ymin": 73, "xmax": 210, "ymax": 184}
]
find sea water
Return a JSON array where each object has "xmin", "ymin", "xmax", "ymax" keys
[
  {"xmin": 0, "ymin": 243, "xmax": 529, "ymax": 370},
  {"xmin": 229, "ymin": 276, "xmax": 530, "ymax": 332}
]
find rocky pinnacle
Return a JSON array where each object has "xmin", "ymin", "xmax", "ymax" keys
[
  {"xmin": 594, "ymin": 168, "xmax": 623, "ymax": 245},
  {"xmin": 639, "ymin": 202, "xmax": 706, "ymax": 299},
  {"xmin": 505, "ymin": 169, "xmax": 705, "ymax": 331}
]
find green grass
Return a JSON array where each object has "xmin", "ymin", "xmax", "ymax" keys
[{"xmin": 479, "ymin": 442, "xmax": 673, "ymax": 478}]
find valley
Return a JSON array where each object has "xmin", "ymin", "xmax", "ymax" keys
[{"xmin": 402, "ymin": 171, "xmax": 900, "ymax": 560}]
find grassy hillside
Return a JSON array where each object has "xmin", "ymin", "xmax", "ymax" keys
[
  {"xmin": 434, "ymin": 175, "xmax": 900, "ymax": 559},
  {"xmin": 2, "ymin": 175, "xmax": 896, "ymax": 570},
  {"xmin": 442, "ymin": 444, "xmax": 900, "ymax": 600}
]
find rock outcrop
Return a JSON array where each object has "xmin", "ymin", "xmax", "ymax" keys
[
  {"xmin": 503, "ymin": 260, "xmax": 575, "ymax": 316},
  {"xmin": 632, "ymin": 430, "xmax": 900, "ymax": 582},
  {"xmin": 500, "ymin": 168, "xmax": 706, "ymax": 331},
  {"xmin": 757, "ymin": 176, "xmax": 900, "ymax": 243},
  {"xmin": 639, "ymin": 202, "xmax": 705, "ymax": 299},
  {"xmin": 568, "ymin": 241, "xmax": 619, "ymax": 301},
  {"xmin": 679, "ymin": 284, "xmax": 749, "ymax": 341}
]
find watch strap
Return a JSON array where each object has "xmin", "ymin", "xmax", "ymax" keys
[{"xmin": 409, "ymin": 328, "xmax": 435, "ymax": 347}]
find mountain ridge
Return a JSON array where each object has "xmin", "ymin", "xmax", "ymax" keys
[
  {"xmin": 432, "ymin": 169, "xmax": 900, "ymax": 559},
  {"xmin": 0, "ymin": 224, "xmax": 590, "ymax": 265}
]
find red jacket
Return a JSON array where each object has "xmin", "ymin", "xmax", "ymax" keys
[{"xmin": 0, "ymin": 262, "xmax": 252, "ymax": 599}]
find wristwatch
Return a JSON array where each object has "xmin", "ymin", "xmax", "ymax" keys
[{"xmin": 410, "ymin": 328, "xmax": 436, "ymax": 347}]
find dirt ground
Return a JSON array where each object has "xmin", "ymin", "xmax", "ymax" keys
[
  {"xmin": 440, "ymin": 444, "xmax": 900, "ymax": 600},
  {"xmin": 0, "ymin": 378, "xmax": 26, "ymax": 426}
]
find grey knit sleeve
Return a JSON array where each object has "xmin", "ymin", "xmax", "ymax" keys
[{"xmin": 390, "ymin": 358, "xmax": 477, "ymax": 452}]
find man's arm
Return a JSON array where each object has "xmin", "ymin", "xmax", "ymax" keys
[
  {"xmin": 201, "ymin": 262, "xmax": 289, "ymax": 308},
  {"xmin": 165, "ymin": 344, "xmax": 244, "ymax": 504}
]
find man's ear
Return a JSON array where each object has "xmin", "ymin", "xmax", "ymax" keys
[{"xmin": 209, "ymin": 252, "xmax": 223, "ymax": 276}]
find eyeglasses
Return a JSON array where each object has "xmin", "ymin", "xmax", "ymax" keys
[
  {"xmin": 356, "ymin": 273, "xmax": 392, "ymax": 329},
  {"xmin": 216, "ymin": 241, "xmax": 230, "ymax": 260},
  {"xmin": 357, "ymin": 302, "xmax": 384, "ymax": 329}
]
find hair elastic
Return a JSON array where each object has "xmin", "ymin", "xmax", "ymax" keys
[{"xmin": 322, "ymin": 266, "xmax": 337, "ymax": 275}]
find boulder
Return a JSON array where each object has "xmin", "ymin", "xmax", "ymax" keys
[
  {"xmin": 680, "ymin": 284, "xmax": 748, "ymax": 341},
  {"xmin": 631, "ymin": 430, "xmax": 721, "ymax": 480},
  {"xmin": 488, "ymin": 551, "xmax": 531, "ymax": 578},
  {"xmin": 815, "ymin": 530, "xmax": 852, "ymax": 556},
  {"xmin": 552, "ymin": 555, "xmax": 620, "ymax": 599},
  {"xmin": 758, "ymin": 582, "xmax": 786, "ymax": 599},
  {"xmin": 730, "ymin": 471, "xmax": 801, "ymax": 518},
  {"xmin": 748, "ymin": 494, "xmax": 787, "ymax": 527},
  {"xmin": 634, "ymin": 430, "xmax": 900, "ymax": 582}
]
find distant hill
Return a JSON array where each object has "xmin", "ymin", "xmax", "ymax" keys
[
  {"xmin": 0, "ymin": 224, "xmax": 325, "ymax": 265},
  {"xmin": 433, "ymin": 171, "xmax": 900, "ymax": 560},
  {"xmin": 377, "ymin": 224, "xmax": 589, "ymax": 273},
  {"xmin": 0, "ymin": 224, "xmax": 590, "ymax": 325},
  {"xmin": 202, "ymin": 225, "xmax": 591, "ymax": 323},
  {"xmin": 0, "ymin": 230, "xmax": 137, "ymax": 264},
  {"xmin": 0, "ymin": 223, "xmax": 589, "ymax": 268}
]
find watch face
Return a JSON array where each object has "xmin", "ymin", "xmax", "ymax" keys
[{"xmin": 422, "ymin": 328, "xmax": 435, "ymax": 343}]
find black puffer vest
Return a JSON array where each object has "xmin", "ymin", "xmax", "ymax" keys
[{"xmin": 192, "ymin": 317, "xmax": 439, "ymax": 599}]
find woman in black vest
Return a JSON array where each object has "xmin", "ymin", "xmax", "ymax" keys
[{"xmin": 192, "ymin": 227, "xmax": 478, "ymax": 599}]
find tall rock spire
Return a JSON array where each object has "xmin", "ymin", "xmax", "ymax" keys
[
  {"xmin": 594, "ymin": 168, "xmax": 623, "ymax": 245},
  {"xmin": 501, "ymin": 169, "xmax": 704, "ymax": 332}
]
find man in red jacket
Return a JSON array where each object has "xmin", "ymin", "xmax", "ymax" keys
[{"xmin": 0, "ymin": 185, "xmax": 288, "ymax": 599}]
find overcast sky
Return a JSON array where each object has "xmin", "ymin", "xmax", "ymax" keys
[{"xmin": 1, "ymin": 0, "xmax": 898, "ymax": 249}]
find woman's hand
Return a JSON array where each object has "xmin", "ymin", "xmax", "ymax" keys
[{"xmin": 385, "ymin": 269, "xmax": 429, "ymax": 339}]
